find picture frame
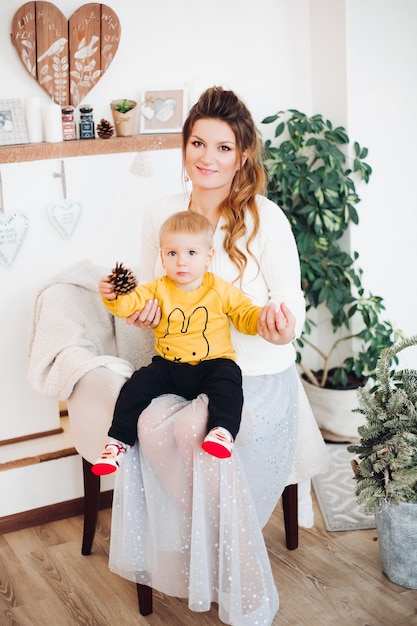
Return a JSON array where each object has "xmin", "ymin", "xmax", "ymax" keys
[
  {"xmin": 0, "ymin": 99, "xmax": 28, "ymax": 146},
  {"xmin": 140, "ymin": 89, "xmax": 186, "ymax": 134}
]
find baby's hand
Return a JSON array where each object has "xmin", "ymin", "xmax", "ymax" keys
[{"xmin": 99, "ymin": 276, "xmax": 117, "ymax": 301}]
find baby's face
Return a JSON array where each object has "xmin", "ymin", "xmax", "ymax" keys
[{"xmin": 160, "ymin": 231, "xmax": 214, "ymax": 291}]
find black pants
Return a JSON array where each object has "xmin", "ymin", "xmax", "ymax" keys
[{"xmin": 108, "ymin": 356, "xmax": 243, "ymax": 445}]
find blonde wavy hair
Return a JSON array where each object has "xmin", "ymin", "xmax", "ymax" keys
[{"xmin": 182, "ymin": 86, "xmax": 266, "ymax": 281}]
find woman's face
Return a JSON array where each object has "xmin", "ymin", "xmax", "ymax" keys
[{"xmin": 185, "ymin": 118, "xmax": 245, "ymax": 194}]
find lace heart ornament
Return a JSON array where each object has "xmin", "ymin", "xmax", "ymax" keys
[
  {"xmin": 0, "ymin": 212, "xmax": 29, "ymax": 268},
  {"xmin": 48, "ymin": 200, "xmax": 82, "ymax": 239}
]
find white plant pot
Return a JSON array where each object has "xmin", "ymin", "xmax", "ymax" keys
[
  {"xmin": 301, "ymin": 377, "xmax": 366, "ymax": 440},
  {"xmin": 376, "ymin": 501, "xmax": 417, "ymax": 589}
]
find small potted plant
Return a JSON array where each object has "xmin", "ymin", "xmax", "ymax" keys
[
  {"xmin": 110, "ymin": 99, "xmax": 137, "ymax": 137},
  {"xmin": 349, "ymin": 335, "xmax": 417, "ymax": 589},
  {"xmin": 262, "ymin": 109, "xmax": 400, "ymax": 439}
]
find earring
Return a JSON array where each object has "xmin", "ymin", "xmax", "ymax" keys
[{"xmin": 184, "ymin": 174, "xmax": 190, "ymax": 182}]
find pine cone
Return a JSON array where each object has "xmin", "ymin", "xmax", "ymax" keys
[
  {"xmin": 97, "ymin": 118, "xmax": 115, "ymax": 139},
  {"xmin": 109, "ymin": 262, "xmax": 137, "ymax": 295}
]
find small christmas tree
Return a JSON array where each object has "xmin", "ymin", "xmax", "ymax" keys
[{"xmin": 349, "ymin": 335, "xmax": 417, "ymax": 514}]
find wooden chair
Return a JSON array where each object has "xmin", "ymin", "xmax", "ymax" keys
[
  {"xmin": 81, "ymin": 456, "xmax": 298, "ymax": 616},
  {"xmin": 28, "ymin": 262, "xmax": 299, "ymax": 618}
]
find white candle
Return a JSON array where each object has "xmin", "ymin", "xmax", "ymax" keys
[
  {"xmin": 43, "ymin": 100, "xmax": 63, "ymax": 143},
  {"xmin": 24, "ymin": 96, "xmax": 43, "ymax": 143}
]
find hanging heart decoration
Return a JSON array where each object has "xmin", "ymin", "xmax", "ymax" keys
[
  {"xmin": 11, "ymin": 2, "xmax": 121, "ymax": 107},
  {"xmin": 0, "ymin": 212, "xmax": 29, "ymax": 268},
  {"xmin": 48, "ymin": 200, "xmax": 82, "ymax": 239}
]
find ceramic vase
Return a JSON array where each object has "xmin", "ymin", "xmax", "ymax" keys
[
  {"xmin": 376, "ymin": 501, "xmax": 417, "ymax": 589},
  {"xmin": 301, "ymin": 377, "xmax": 366, "ymax": 441}
]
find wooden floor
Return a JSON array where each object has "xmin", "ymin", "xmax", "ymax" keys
[{"xmin": 1, "ymin": 492, "xmax": 416, "ymax": 626}]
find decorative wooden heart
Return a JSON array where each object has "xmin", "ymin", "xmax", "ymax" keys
[
  {"xmin": 48, "ymin": 200, "xmax": 82, "ymax": 239},
  {"xmin": 0, "ymin": 212, "xmax": 29, "ymax": 268},
  {"xmin": 11, "ymin": 2, "xmax": 121, "ymax": 107}
]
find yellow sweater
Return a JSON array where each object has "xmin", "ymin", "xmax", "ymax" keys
[{"xmin": 103, "ymin": 272, "xmax": 262, "ymax": 365}]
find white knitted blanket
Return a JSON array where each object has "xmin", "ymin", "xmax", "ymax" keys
[{"xmin": 27, "ymin": 259, "xmax": 154, "ymax": 400}]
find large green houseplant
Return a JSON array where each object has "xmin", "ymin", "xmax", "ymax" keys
[
  {"xmin": 348, "ymin": 335, "xmax": 417, "ymax": 588},
  {"xmin": 261, "ymin": 110, "xmax": 400, "ymax": 438},
  {"xmin": 262, "ymin": 109, "xmax": 398, "ymax": 390}
]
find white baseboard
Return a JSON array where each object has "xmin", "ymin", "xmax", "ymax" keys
[{"xmin": 1, "ymin": 430, "xmax": 114, "ymax": 518}]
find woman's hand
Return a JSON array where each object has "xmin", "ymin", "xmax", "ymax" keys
[
  {"xmin": 257, "ymin": 302, "xmax": 296, "ymax": 345},
  {"xmin": 98, "ymin": 276, "xmax": 116, "ymax": 301},
  {"xmin": 125, "ymin": 299, "xmax": 161, "ymax": 329}
]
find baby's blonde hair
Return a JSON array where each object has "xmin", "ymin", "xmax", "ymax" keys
[{"xmin": 159, "ymin": 211, "xmax": 214, "ymax": 248}]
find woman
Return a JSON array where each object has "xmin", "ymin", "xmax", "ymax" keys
[{"xmin": 109, "ymin": 86, "xmax": 327, "ymax": 625}]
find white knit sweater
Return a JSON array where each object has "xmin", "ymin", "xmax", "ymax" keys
[{"xmin": 140, "ymin": 193, "xmax": 306, "ymax": 376}]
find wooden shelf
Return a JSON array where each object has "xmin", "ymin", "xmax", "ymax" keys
[{"xmin": 0, "ymin": 133, "xmax": 182, "ymax": 164}]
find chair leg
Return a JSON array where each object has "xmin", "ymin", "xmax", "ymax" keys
[
  {"xmin": 81, "ymin": 457, "xmax": 100, "ymax": 555},
  {"xmin": 80, "ymin": 457, "xmax": 153, "ymax": 616},
  {"xmin": 136, "ymin": 583, "xmax": 153, "ymax": 616},
  {"xmin": 282, "ymin": 483, "xmax": 298, "ymax": 550}
]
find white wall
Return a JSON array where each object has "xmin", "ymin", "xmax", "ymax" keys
[
  {"xmin": 2, "ymin": 0, "xmax": 313, "ymax": 133},
  {"xmin": 0, "ymin": 151, "xmax": 183, "ymax": 441},
  {"xmin": 346, "ymin": 0, "xmax": 417, "ymax": 370},
  {"xmin": 309, "ymin": 0, "xmax": 417, "ymax": 369}
]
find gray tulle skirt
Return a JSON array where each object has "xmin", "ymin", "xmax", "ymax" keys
[{"xmin": 109, "ymin": 365, "xmax": 298, "ymax": 625}]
